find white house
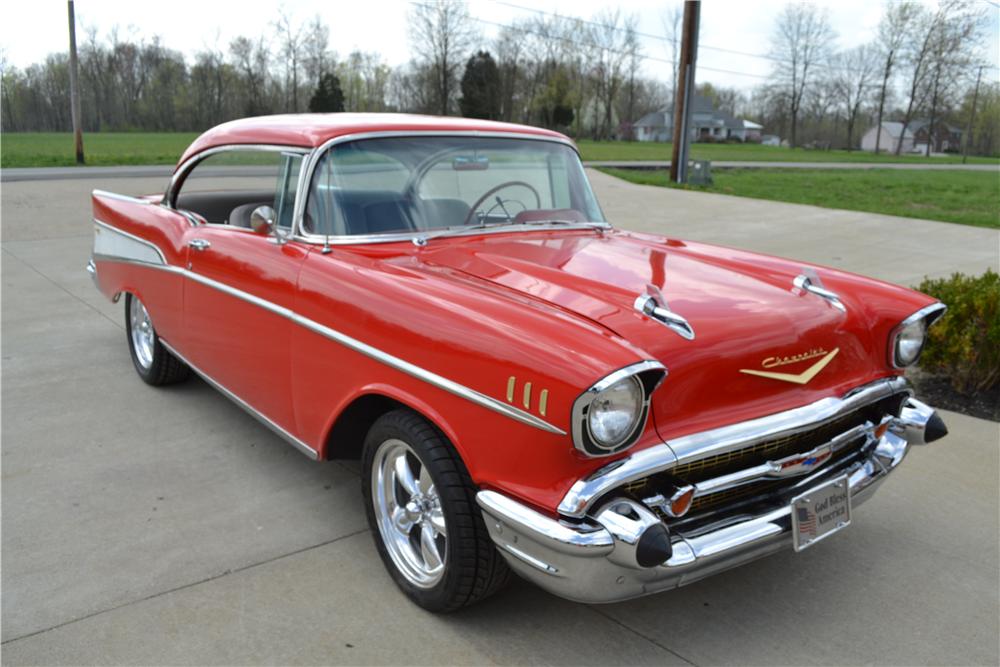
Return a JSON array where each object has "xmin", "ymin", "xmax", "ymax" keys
[
  {"xmin": 634, "ymin": 95, "xmax": 764, "ymax": 143},
  {"xmin": 860, "ymin": 122, "xmax": 915, "ymax": 154}
]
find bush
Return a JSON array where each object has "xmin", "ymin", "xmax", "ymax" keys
[{"xmin": 915, "ymin": 269, "xmax": 1000, "ymax": 392}]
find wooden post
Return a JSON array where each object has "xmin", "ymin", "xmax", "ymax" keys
[
  {"xmin": 962, "ymin": 65, "xmax": 983, "ymax": 165},
  {"xmin": 67, "ymin": 0, "xmax": 84, "ymax": 164},
  {"xmin": 670, "ymin": 1, "xmax": 700, "ymax": 184}
]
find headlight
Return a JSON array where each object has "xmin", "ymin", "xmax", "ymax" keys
[
  {"xmin": 571, "ymin": 361, "xmax": 666, "ymax": 457},
  {"xmin": 893, "ymin": 320, "xmax": 926, "ymax": 366},
  {"xmin": 588, "ymin": 376, "xmax": 643, "ymax": 448},
  {"xmin": 890, "ymin": 303, "xmax": 946, "ymax": 368}
]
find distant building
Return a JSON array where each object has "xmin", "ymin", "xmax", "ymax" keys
[
  {"xmin": 860, "ymin": 122, "xmax": 915, "ymax": 153},
  {"xmin": 910, "ymin": 120, "xmax": 963, "ymax": 153},
  {"xmin": 633, "ymin": 94, "xmax": 763, "ymax": 143}
]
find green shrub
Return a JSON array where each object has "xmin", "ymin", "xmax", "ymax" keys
[{"xmin": 916, "ymin": 269, "xmax": 1000, "ymax": 392}]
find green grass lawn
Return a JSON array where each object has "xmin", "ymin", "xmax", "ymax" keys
[
  {"xmin": 1, "ymin": 132, "xmax": 199, "ymax": 167},
  {"xmin": 3, "ymin": 132, "xmax": 998, "ymax": 168},
  {"xmin": 599, "ymin": 167, "xmax": 1000, "ymax": 229},
  {"xmin": 577, "ymin": 139, "xmax": 1000, "ymax": 165}
]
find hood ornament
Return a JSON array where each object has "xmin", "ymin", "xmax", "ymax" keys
[
  {"xmin": 634, "ymin": 284, "xmax": 695, "ymax": 340},
  {"xmin": 794, "ymin": 270, "xmax": 846, "ymax": 312}
]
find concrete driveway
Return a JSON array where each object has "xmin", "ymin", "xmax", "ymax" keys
[{"xmin": 2, "ymin": 172, "xmax": 998, "ymax": 665}]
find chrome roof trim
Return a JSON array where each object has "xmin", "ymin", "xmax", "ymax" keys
[
  {"xmin": 557, "ymin": 376, "xmax": 911, "ymax": 518},
  {"xmin": 291, "ymin": 129, "xmax": 583, "ymax": 245}
]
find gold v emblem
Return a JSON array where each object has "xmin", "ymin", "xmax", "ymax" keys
[{"xmin": 740, "ymin": 348, "xmax": 840, "ymax": 385}]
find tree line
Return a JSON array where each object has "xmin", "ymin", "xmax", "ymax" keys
[{"xmin": 1, "ymin": 1, "xmax": 997, "ymax": 156}]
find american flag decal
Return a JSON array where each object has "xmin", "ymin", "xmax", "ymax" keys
[{"xmin": 797, "ymin": 507, "xmax": 817, "ymax": 536}]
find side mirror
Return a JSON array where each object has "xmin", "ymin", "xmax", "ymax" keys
[{"xmin": 250, "ymin": 205, "xmax": 276, "ymax": 235}]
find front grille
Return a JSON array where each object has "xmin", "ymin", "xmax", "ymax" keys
[{"xmin": 625, "ymin": 391, "xmax": 907, "ymax": 520}]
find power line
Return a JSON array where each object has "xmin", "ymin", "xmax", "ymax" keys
[
  {"xmin": 468, "ymin": 14, "xmax": 772, "ymax": 81},
  {"xmin": 492, "ymin": 1, "xmax": 786, "ymax": 66}
]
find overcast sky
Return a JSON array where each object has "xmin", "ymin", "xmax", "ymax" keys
[{"xmin": 2, "ymin": 0, "xmax": 998, "ymax": 91}]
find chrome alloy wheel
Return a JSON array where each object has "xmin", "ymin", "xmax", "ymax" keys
[
  {"xmin": 129, "ymin": 296, "xmax": 155, "ymax": 370},
  {"xmin": 371, "ymin": 438, "xmax": 447, "ymax": 588}
]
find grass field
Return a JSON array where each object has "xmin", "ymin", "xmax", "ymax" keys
[
  {"xmin": 3, "ymin": 132, "xmax": 999, "ymax": 168},
  {"xmin": 1, "ymin": 132, "xmax": 199, "ymax": 167},
  {"xmin": 576, "ymin": 139, "xmax": 999, "ymax": 164},
  {"xmin": 599, "ymin": 167, "xmax": 1000, "ymax": 229}
]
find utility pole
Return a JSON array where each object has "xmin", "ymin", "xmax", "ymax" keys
[
  {"xmin": 962, "ymin": 65, "xmax": 983, "ymax": 165},
  {"xmin": 67, "ymin": 0, "xmax": 84, "ymax": 164},
  {"xmin": 670, "ymin": 1, "xmax": 700, "ymax": 184}
]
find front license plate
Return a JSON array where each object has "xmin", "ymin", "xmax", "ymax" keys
[{"xmin": 791, "ymin": 474, "xmax": 852, "ymax": 552}]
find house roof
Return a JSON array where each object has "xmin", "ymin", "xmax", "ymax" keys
[
  {"xmin": 635, "ymin": 111, "xmax": 670, "ymax": 128},
  {"xmin": 878, "ymin": 122, "xmax": 915, "ymax": 139},
  {"xmin": 177, "ymin": 113, "xmax": 569, "ymax": 168},
  {"xmin": 909, "ymin": 119, "xmax": 963, "ymax": 135},
  {"xmin": 741, "ymin": 120, "xmax": 763, "ymax": 130}
]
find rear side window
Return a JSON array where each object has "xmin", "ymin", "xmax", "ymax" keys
[{"xmin": 174, "ymin": 148, "xmax": 306, "ymax": 229}]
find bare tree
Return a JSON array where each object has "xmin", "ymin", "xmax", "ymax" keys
[
  {"xmin": 275, "ymin": 10, "xmax": 304, "ymax": 112},
  {"xmin": 832, "ymin": 44, "xmax": 877, "ymax": 150},
  {"xmin": 919, "ymin": 1, "xmax": 983, "ymax": 155},
  {"xmin": 873, "ymin": 1, "xmax": 920, "ymax": 153},
  {"xmin": 302, "ymin": 15, "xmax": 332, "ymax": 87},
  {"xmin": 407, "ymin": 0, "xmax": 477, "ymax": 115},
  {"xmin": 661, "ymin": 4, "xmax": 682, "ymax": 107},
  {"xmin": 769, "ymin": 3, "xmax": 835, "ymax": 148},
  {"xmin": 589, "ymin": 9, "xmax": 637, "ymax": 139}
]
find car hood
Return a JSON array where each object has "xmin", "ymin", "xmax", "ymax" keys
[{"xmin": 413, "ymin": 229, "xmax": 898, "ymax": 440}]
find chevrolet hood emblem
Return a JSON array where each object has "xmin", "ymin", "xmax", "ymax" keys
[{"xmin": 739, "ymin": 348, "xmax": 840, "ymax": 385}]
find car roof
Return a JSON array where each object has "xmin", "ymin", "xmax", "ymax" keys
[{"xmin": 177, "ymin": 113, "xmax": 573, "ymax": 168}]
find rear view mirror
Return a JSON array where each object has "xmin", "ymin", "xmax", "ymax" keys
[
  {"xmin": 453, "ymin": 156, "xmax": 490, "ymax": 171},
  {"xmin": 250, "ymin": 205, "xmax": 276, "ymax": 235}
]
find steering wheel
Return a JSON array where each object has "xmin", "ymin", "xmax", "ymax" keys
[{"xmin": 462, "ymin": 181, "xmax": 542, "ymax": 227}]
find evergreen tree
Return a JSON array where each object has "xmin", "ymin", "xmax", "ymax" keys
[
  {"xmin": 309, "ymin": 72, "xmax": 345, "ymax": 112},
  {"xmin": 459, "ymin": 51, "xmax": 500, "ymax": 120}
]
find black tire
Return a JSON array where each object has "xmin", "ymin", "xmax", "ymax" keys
[
  {"xmin": 124, "ymin": 292, "xmax": 189, "ymax": 386},
  {"xmin": 362, "ymin": 409, "xmax": 509, "ymax": 612}
]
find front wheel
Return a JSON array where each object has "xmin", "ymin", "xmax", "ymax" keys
[
  {"xmin": 362, "ymin": 409, "xmax": 509, "ymax": 611},
  {"xmin": 124, "ymin": 293, "xmax": 189, "ymax": 386}
]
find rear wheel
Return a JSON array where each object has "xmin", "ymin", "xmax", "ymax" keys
[
  {"xmin": 124, "ymin": 293, "xmax": 189, "ymax": 386},
  {"xmin": 362, "ymin": 409, "xmax": 509, "ymax": 611}
]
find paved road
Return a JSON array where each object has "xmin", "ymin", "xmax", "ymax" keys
[
  {"xmin": 2, "ymin": 173, "xmax": 998, "ymax": 665},
  {"xmin": 4, "ymin": 159, "xmax": 999, "ymax": 182}
]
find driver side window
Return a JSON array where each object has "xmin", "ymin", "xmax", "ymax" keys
[{"xmin": 174, "ymin": 148, "xmax": 305, "ymax": 231}]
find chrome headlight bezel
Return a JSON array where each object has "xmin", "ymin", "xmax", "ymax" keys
[
  {"xmin": 571, "ymin": 361, "xmax": 666, "ymax": 457},
  {"xmin": 889, "ymin": 303, "xmax": 947, "ymax": 368}
]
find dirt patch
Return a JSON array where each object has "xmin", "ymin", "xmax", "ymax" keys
[{"xmin": 907, "ymin": 367, "xmax": 1000, "ymax": 422}]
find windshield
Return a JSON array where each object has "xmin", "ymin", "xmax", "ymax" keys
[{"xmin": 303, "ymin": 136, "xmax": 605, "ymax": 237}]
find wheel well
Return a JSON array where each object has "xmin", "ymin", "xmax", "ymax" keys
[{"xmin": 323, "ymin": 394, "xmax": 409, "ymax": 461}]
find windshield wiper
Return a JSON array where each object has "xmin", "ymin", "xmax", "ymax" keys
[{"xmin": 412, "ymin": 218, "xmax": 610, "ymax": 246}]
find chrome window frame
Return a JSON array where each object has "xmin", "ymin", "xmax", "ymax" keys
[
  {"xmin": 162, "ymin": 144, "xmax": 313, "ymax": 229},
  {"xmin": 292, "ymin": 130, "xmax": 605, "ymax": 246}
]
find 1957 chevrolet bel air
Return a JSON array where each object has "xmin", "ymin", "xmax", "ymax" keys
[{"xmin": 89, "ymin": 114, "xmax": 948, "ymax": 611}]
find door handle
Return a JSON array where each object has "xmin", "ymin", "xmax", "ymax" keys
[{"xmin": 188, "ymin": 239, "xmax": 211, "ymax": 251}]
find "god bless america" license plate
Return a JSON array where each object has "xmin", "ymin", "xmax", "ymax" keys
[{"xmin": 791, "ymin": 474, "xmax": 852, "ymax": 551}]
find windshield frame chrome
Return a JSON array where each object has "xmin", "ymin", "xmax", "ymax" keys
[{"xmin": 292, "ymin": 130, "xmax": 606, "ymax": 246}]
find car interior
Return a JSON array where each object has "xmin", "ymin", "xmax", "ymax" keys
[{"xmin": 175, "ymin": 190, "xmax": 275, "ymax": 228}]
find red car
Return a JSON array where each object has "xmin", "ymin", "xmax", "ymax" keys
[{"xmin": 89, "ymin": 114, "xmax": 948, "ymax": 611}]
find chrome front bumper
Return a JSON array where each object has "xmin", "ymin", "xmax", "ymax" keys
[{"xmin": 477, "ymin": 394, "xmax": 942, "ymax": 604}]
